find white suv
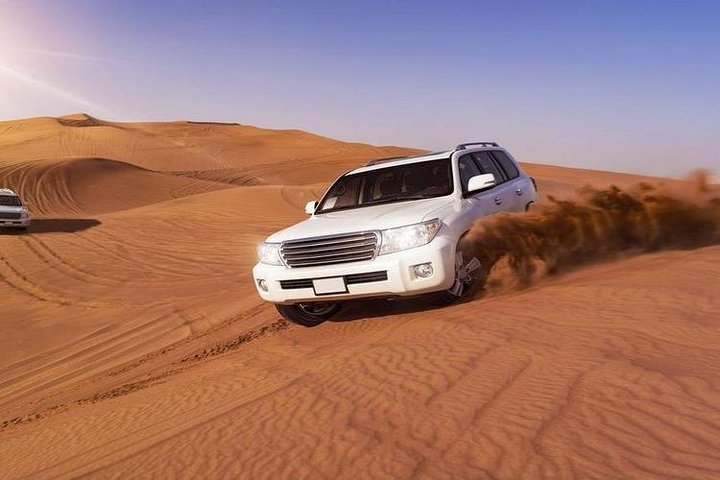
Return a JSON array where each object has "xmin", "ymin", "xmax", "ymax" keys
[
  {"xmin": 253, "ymin": 142, "xmax": 537, "ymax": 326},
  {"xmin": 0, "ymin": 189, "xmax": 31, "ymax": 232}
]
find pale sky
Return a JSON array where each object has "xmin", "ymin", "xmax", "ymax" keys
[{"xmin": 1, "ymin": 0, "xmax": 718, "ymax": 177}]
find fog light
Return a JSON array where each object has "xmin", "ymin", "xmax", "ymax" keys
[
  {"xmin": 257, "ymin": 279, "xmax": 269, "ymax": 292},
  {"xmin": 412, "ymin": 263, "xmax": 434, "ymax": 278}
]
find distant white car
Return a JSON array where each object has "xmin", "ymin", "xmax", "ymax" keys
[
  {"xmin": 253, "ymin": 142, "xmax": 537, "ymax": 326},
  {"xmin": 0, "ymin": 188, "xmax": 32, "ymax": 231}
]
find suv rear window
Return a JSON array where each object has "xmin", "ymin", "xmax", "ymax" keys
[{"xmin": 0, "ymin": 196, "xmax": 22, "ymax": 207}]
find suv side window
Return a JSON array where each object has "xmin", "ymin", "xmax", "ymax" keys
[
  {"xmin": 491, "ymin": 150, "xmax": 519, "ymax": 180},
  {"xmin": 472, "ymin": 152, "xmax": 507, "ymax": 183},
  {"xmin": 458, "ymin": 154, "xmax": 482, "ymax": 195}
]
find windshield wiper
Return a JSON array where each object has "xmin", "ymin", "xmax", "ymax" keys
[
  {"xmin": 368, "ymin": 194, "xmax": 438, "ymax": 204},
  {"xmin": 320, "ymin": 194, "xmax": 443, "ymax": 213},
  {"xmin": 396, "ymin": 194, "xmax": 439, "ymax": 200}
]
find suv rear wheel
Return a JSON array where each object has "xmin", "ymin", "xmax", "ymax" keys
[{"xmin": 276, "ymin": 302, "xmax": 341, "ymax": 327}]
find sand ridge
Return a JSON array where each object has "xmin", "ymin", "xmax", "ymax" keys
[{"xmin": 1, "ymin": 115, "xmax": 719, "ymax": 479}]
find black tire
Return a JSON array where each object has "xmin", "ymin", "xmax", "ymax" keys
[
  {"xmin": 275, "ymin": 302, "xmax": 341, "ymax": 327},
  {"xmin": 426, "ymin": 241, "xmax": 482, "ymax": 306},
  {"xmin": 16, "ymin": 227, "xmax": 27, "ymax": 232}
]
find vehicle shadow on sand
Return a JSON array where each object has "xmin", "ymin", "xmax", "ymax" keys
[
  {"xmin": 0, "ymin": 219, "xmax": 101, "ymax": 235},
  {"xmin": 331, "ymin": 297, "xmax": 449, "ymax": 323}
]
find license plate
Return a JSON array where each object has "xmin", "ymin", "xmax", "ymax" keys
[{"xmin": 313, "ymin": 277, "xmax": 347, "ymax": 295}]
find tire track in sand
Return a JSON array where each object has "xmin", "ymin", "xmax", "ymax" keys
[
  {"xmin": 0, "ymin": 315, "xmax": 289, "ymax": 431},
  {"xmin": 0, "ymin": 249, "xmax": 97, "ymax": 307}
]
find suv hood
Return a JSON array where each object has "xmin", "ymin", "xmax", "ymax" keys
[{"xmin": 267, "ymin": 196, "xmax": 453, "ymax": 243}]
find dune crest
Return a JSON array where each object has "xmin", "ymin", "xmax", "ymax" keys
[
  {"xmin": 0, "ymin": 114, "xmax": 420, "ymax": 178},
  {"xmin": 56, "ymin": 113, "xmax": 112, "ymax": 128}
]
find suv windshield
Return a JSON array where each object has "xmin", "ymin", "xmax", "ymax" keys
[
  {"xmin": 317, "ymin": 158, "xmax": 453, "ymax": 214},
  {"xmin": 0, "ymin": 196, "xmax": 22, "ymax": 207}
]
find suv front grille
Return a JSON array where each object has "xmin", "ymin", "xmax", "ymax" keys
[
  {"xmin": 0, "ymin": 212, "xmax": 21, "ymax": 220},
  {"xmin": 281, "ymin": 231, "xmax": 379, "ymax": 268},
  {"xmin": 280, "ymin": 271, "xmax": 388, "ymax": 290},
  {"xmin": 345, "ymin": 271, "xmax": 388, "ymax": 285}
]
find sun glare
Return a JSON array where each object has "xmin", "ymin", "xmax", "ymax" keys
[
  {"xmin": 0, "ymin": 44, "xmax": 9, "ymax": 66},
  {"xmin": 0, "ymin": 63, "xmax": 107, "ymax": 115},
  {"xmin": 0, "ymin": 2, "xmax": 110, "ymax": 116}
]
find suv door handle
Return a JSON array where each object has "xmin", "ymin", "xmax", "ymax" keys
[
  {"xmin": 515, "ymin": 188, "xmax": 523, "ymax": 196},
  {"xmin": 494, "ymin": 196, "xmax": 503, "ymax": 205}
]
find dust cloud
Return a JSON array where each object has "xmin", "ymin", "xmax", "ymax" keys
[{"xmin": 464, "ymin": 175, "xmax": 720, "ymax": 289}]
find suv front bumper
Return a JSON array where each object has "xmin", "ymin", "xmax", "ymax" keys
[
  {"xmin": 252, "ymin": 236, "xmax": 456, "ymax": 304},
  {"xmin": 0, "ymin": 218, "xmax": 31, "ymax": 228}
]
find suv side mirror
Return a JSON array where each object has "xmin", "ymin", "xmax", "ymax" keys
[
  {"xmin": 467, "ymin": 173, "xmax": 496, "ymax": 193},
  {"xmin": 304, "ymin": 200, "xmax": 318, "ymax": 215}
]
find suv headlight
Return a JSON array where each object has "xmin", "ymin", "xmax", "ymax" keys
[
  {"xmin": 379, "ymin": 219, "xmax": 441, "ymax": 255},
  {"xmin": 257, "ymin": 242, "xmax": 283, "ymax": 266}
]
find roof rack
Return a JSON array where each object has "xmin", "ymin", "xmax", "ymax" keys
[
  {"xmin": 364, "ymin": 155, "xmax": 409, "ymax": 167},
  {"xmin": 363, "ymin": 150, "xmax": 453, "ymax": 167},
  {"xmin": 455, "ymin": 142, "xmax": 499, "ymax": 151}
]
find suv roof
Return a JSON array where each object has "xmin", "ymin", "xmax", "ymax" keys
[
  {"xmin": 0, "ymin": 188, "xmax": 18, "ymax": 196},
  {"xmin": 351, "ymin": 141, "xmax": 502, "ymax": 175}
]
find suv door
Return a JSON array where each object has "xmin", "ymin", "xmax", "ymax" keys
[
  {"xmin": 456, "ymin": 153, "xmax": 505, "ymax": 232},
  {"xmin": 471, "ymin": 151, "xmax": 518, "ymax": 212},
  {"xmin": 490, "ymin": 150, "xmax": 531, "ymax": 212}
]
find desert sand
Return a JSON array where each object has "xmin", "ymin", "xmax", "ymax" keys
[{"xmin": 1, "ymin": 114, "xmax": 719, "ymax": 479}]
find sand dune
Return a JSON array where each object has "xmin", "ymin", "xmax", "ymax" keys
[
  {"xmin": 0, "ymin": 113, "xmax": 418, "ymax": 180},
  {"xmin": 1, "ymin": 115, "xmax": 719, "ymax": 479},
  {"xmin": 170, "ymin": 168, "xmax": 268, "ymax": 186},
  {"xmin": 0, "ymin": 157, "xmax": 230, "ymax": 215}
]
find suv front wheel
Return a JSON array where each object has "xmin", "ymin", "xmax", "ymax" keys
[
  {"xmin": 427, "ymin": 245, "xmax": 482, "ymax": 306},
  {"xmin": 276, "ymin": 302, "xmax": 341, "ymax": 327}
]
